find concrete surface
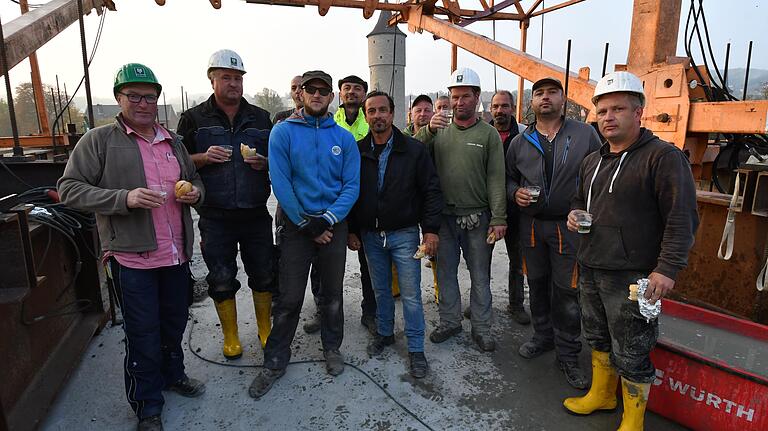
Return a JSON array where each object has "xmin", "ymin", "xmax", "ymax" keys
[{"xmin": 41, "ymin": 201, "xmax": 684, "ymax": 430}]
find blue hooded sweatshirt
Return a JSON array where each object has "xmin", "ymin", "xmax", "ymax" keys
[{"xmin": 269, "ymin": 109, "xmax": 360, "ymax": 227}]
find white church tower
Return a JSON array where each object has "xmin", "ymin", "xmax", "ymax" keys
[{"xmin": 367, "ymin": 10, "xmax": 407, "ymax": 128}]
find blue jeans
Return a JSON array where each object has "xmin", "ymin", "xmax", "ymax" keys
[
  {"xmin": 109, "ymin": 260, "xmax": 191, "ymax": 419},
  {"xmin": 362, "ymin": 226, "xmax": 425, "ymax": 352},
  {"xmin": 436, "ymin": 212, "xmax": 494, "ymax": 334}
]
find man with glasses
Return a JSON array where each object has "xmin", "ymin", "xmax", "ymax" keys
[
  {"xmin": 177, "ymin": 49, "xmax": 275, "ymax": 361},
  {"xmin": 59, "ymin": 63, "xmax": 205, "ymax": 431},
  {"xmin": 249, "ymin": 70, "xmax": 360, "ymax": 399},
  {"xmin": 273, "ymin": 75, "xmax": 324, "ymax": 335}
]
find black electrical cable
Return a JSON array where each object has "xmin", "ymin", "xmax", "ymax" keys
[
  {"xmin": 186, "ymin": 314, "xmax": 437, "ymax": 431},
  {"xmin": 21, "ymin": 299, "xmax": 92, "ymax": 325}
]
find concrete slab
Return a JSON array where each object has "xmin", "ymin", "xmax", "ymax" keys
[{"xmin": 40, "ymin": 201, "xmax": 683, "ymax": 431}]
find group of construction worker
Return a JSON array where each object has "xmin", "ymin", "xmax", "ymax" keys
[{"xmin": 57, "ymin": 47, "xmax": 698, "ymax": 431}]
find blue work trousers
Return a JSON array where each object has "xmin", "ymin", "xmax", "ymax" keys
[
  {"xmin": 110, "ymin": 260, "xmax": 191, "ymax": 419},
  {"xmin": 362, "ymin": 226, "xmax": 425, "ymax": 352}
]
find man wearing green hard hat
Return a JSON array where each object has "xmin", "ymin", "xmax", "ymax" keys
[{"xmin": 58, "ymin": 63, "xmax": 206, "ymax": 431}]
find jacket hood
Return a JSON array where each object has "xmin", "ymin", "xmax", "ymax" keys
[{"xmin": 286, "ymin": 108, "xmax": 337, "ymax": 128}]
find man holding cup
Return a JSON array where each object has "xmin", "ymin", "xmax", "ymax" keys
[
  {"xmin": 506, "ymin": 77, "xmax": 601, "ymax": 389},
  {"xmin": 177, "ymin": 49, "xmax": 275, "ymax": 359},
  {"xmin": 415, "ymin": 67, "xmax": 507, "ymax": 352},
  {"xmin": 563, "ymin": 72, "xmax": 698, "ymax": 429}
]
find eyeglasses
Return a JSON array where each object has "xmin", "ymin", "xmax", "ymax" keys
[
  {"xmin": 302, "ymin": 85, "xmax": 332, "ymax": 97},
  {"xmin": 119, "ymin": 92, "xmax": 159, "ymax": 104}
]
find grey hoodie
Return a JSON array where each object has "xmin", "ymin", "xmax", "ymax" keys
[{"xmin": 506, "ymin": 118, "xmax": 601, "ymax": 219}]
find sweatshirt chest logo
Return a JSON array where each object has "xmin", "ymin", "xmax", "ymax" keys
[
  {"xmin": 331, "ymin": 145, "xmax": 342, "ymax": 156},
  {"xmin": 466, "ymin": 142, "xmax": 484, "ymax": 148}
]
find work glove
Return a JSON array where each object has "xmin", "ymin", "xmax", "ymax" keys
[
  {"xmin": 300, "ymin": 217, "xmax": 331, "ymax": 238},
  {"xmin": 456, "ymin": 212, "xmax": 482, "ymax": 230}
]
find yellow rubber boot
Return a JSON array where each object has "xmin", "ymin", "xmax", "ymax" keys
[
  {"xmin": 252, "ymin": 291, "xmax": 272, "ymax": 349},
  {"xmin": 617, "ymin": 378, "xmax": 650, "ymax": 431},
  {"xmin": 213, "ymin": 299, "xmax": 242, "ymax": 359},
  {"xmin": 391, "ymin": 264, "xmax": 401, "ymax": 297},
  {"xmin": 563, "ymin": 350, "xmax": 619, "ymax": 414}
]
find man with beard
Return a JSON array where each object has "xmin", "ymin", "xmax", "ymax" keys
[
  {"xmin": 177, "ymin": 49, "xmax": 274, "ymax": 359},
  {"xmin": 348, "ymin": 91, "xmax": 443, "ymax": 378},
  {"xmin": 506, "ymin": 77, "xmax": 601, "ymax": 389},
  {"xmin": 416, "ymin": 67, "xmax": 507, "ymax": 352},
  {"xmin": 404, "ymin": 94, "xmax": 434, "ymax": 136},
  {"xmin": 272, "ymin": 75, "xmax": 303, "ymax": 124},
  {"xmin": 273, "ymin": 75, "xmax": 324, "ymax": 334},
  {"xmin": 249, "ymin": 70, "xmax": 360, "ymax": 399},
  {"xmin": 490, "ymin": 90, "xmax": 529, "ymax": 325}
]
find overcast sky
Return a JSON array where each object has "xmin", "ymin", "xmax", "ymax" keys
[{"xmin": 0, "ymin": 0, "xmax": 765, "ymax": 109}]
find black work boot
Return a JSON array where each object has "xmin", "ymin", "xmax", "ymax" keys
[
  {"xmin": 249, "ymin": 368, "xmax": 286, "ymax": 399},
  {"xmin": 367, "ymin": 334, "xmax": 395, "ymax": 357},
  {"xmin": 559, "ymin": 360, "xmax": 588, "ymax": 389},
  {"xmin": 506, "ymin": 305, "xmax": 531, "ymax": 325},
  {"xmin": 324, "ymin": 349, "xmax": 345, "ymax": 376},
  {"xmin": 429, "ymin": 324, "xmax": 462, "ymax": 343},
  {"xmin": 409, "ymin": 352, "xmax": 429, "ymax": 378},
  {"xmin": 471, "ymin": 330, "xmax": 496, "ymax": 352},
  {"xmin": 303, "ymin": 311, "xmax": 321, "ymax": 334},
  {"xmin": 168, "ymin": 376, "xmax": 206, "ymax": 398},
  {"xmin": 137, "ymin": 414, "xmax": 163, "ymax": 431},
  {"xmin": 360, "ymin": 315, "xmax": 377, "ymax": 336},
  {"xmin": 518, "ymin": 340, "xmax": 555, "ymax": 359}
]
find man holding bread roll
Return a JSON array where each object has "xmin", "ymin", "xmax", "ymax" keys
[
  {"xmin": 58, "ymin": 63, "xmax": 205, "ymax": 430},
  {"xmin": 176, "ymin": 49, "xmax": 276, "ymax": 360}
]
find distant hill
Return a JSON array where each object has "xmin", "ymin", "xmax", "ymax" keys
[{"xmin": 718, "ymin": 68, "xmax": 768, "ymax": 98}]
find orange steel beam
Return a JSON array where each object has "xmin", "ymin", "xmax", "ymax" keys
[
  {"xmin": 243, "ymin": 0, "xmax": 524, "ymax": 20},
  {"xmin": 407, "ymin": 11, "xmax": 597, "ymax": 109},
  {"xmin": 528, "ymin": 0, "xmax": 586, "ymax": 18},
  {"xmin": 516, "ymin": 19, "xmax": 528, "ymax": 120},
  {"xmin": 19, "ymin": 0, "xmax": 50, "ymax": 136},
  {"xmin": 0, "ymin": 135, "xmax": 68, "ymax": 148},
  {"xmin": 688, "ymin": 101, "xmax": 768, "ymax": 134},
  {"xmin": 627, "ymin": 0, "xmax": 682, "ymax": 70},
  {"xmin": 525, "ymin": 0, "xmax": 543, "ymax": 16}
]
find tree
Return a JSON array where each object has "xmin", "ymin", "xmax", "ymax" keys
[
  {"xmin": 761, "ymin": 81, "xmax": 768, "ymax": 100},
  {"xmin": 254, "ymin": 88, "xmax": 285, "ymax": 116},
  {"xmin": 7, "ymin": 82, "xmax": 86, "ymax": 136}
]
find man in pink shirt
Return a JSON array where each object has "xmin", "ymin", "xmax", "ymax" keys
[{"xmin": 59, "ymin": 63, "xmax": 205, "ymax": 431}]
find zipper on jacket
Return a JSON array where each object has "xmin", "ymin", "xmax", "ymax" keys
[{"xmin": 560, "ymin": 136, "xmax": 571, "ymax": 167}]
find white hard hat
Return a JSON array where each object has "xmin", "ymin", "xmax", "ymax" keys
[
  {"xmin": 448, "ymin": 67, "xmax": 481, "ymax": 89},
  {"xmin": 592, "ymin": 71, "xmax": 645, "ymax": 106},
  {"xmin": 207, "ymin": 49, "xmax": 246, "ymax": 76}
]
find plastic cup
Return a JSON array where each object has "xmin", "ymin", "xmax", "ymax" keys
[
  {"xmin": 441, "ymin": 108, "xmax": 453, "ymax": 123},
  {"xmin": 525, "ymin": 185, "xmax": 541, "ymax": 203},
  {"xmin": 219, "ymin": 145, "xmax": 233, "ymax": 161},
  {"xmin": 576, "ymin": 211, "xmax": 593, "ymax": 234},
  {"xmin": 147, "ymin": 184, "xmax": 167, "ymax": 203}
]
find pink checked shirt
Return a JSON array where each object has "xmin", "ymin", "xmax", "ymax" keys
[{"xmin": 111, "ymin": 123, "xmax": 188, "ymax": 269}]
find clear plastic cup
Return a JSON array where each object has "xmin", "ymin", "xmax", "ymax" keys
[
  {"xmin": 219, "ymin": 145, "xmax": 233, "ymax": 161},
  {"xmin": 576, "ymin": 211, "xmax": 593, "ymax": 234},
  {"xmin": 525, "ymin": 185, "xmax": 541, "ymax": 203},
  {"xmin": 441, "ymin": 108, "xmax": 453, "ymax": 123},
  {"xmin": 148, "ymin": 184, "xmax": 167, "ymax": 203}
]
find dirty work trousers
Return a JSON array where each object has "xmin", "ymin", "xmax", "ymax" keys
[
  {"xmin": 199, "ymin": 211, "xmax": 275, "ymax": 302},
  {"xmin": 437, "ymin": 212, "xmax": 494, "ymax": 335},
  {"xmin": 520, "ymin": 215, "xmax": 581, "ymax": 362},
  {"xmin": 579, "ymin": 266, "xmax": 658, "ymax": 383},
  {"xmin": 276, "ymin": 205, "xmax": 322, "ymax": 303},
  {"xmin": 109, "ymin": 259, "xmax": 191, "ymax": 419},
  {"xmin": 358, "ymin": 247, "xmax": 377, "ymax": 318},
  {"xmin": 362, "ymin": 226, "xmax": 425, "ymax": 352},
  {"xmin": 263, "ymin": 220, "xmax": 348, "ymax": 370},
  {"xmin": 505, "ymin": 208, "xmax": 525, "ymax": 310}
]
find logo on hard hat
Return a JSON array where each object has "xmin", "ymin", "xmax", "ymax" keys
[
  {"xmin": 134, "ymin": 67, "xmax": 146, "ymax": 77},
  {"xmin": 607, "ymin": 79, "xmax": 614, "ymax": 85},
  {"xmin": 230, "ymin": 57, "xmax": 238, "ymax": 66},
  {"xmin": 457, "ymin": 75, "xmax": 464, "ymax": 82}
]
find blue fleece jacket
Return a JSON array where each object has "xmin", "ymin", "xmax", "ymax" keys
[{"xmin": 269, "ymin": 109, "xmax": 360, "ymax": 227}]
